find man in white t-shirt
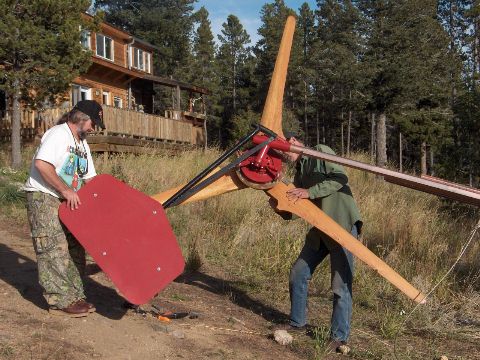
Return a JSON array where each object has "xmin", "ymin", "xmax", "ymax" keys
[{"xmin": 24, "ymin": 100, "xmax": 105, "ymax": 317}]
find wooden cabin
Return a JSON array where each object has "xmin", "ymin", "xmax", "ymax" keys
[
  {"xmin": 73, "ymin": 15, "xmax": 209, "ymax": 115},
  {"xmin": 0, "ymin": 14, "xmax": 209, "ymax": 151}
]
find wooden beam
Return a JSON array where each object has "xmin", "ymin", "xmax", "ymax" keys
[
  {"xmin": 111, "ymin": 71, "xmax": 127, "ymax": 83},
  {"xmin": 142, "ymin": 74, "xmax": 210, "ymax": 95},
  {"xmin": 289, "ymin": 144, "xmax": 480, "ymax": 207},
  {"xmin": 91, "ymin": 57, "xmax": 141, "ymax": 78}
]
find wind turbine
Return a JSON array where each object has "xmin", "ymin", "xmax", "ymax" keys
[
  {"xmin": 152, "ymin": 16, "xmax": 429, "ymax": 304},
  {"xmin": 61, "ymin": 16, "xmax": 479, "ymax": 306}
]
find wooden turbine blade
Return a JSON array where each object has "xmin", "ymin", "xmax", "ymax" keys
[
  {"xmin": 259, "ymin": 15, "xmax": 296, "ymax": 138},
  {"xmin": 267, "ymin": 182, "xmax": 426, "ymax": 304},
  {"xmin": 150, "ymin": 16, "xmax": 426, "ymax": 305},
  {"xmin": 151, "ymin": 168, "xmax": 246, "ymax": 206},
  {"xmin": 152, "ymin": 16, "xmax": 297, "ymax": 206}
]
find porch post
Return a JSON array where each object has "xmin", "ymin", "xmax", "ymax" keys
[{"xmin": 176, "ymin": 85, "xmax": 181, "ymax": 111}]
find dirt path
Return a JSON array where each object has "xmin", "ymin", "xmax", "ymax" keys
[
  {"xmin": 0, "ymin": 220, "xmax": 305, "ymax": 360},
  {"xmin": 1, "ymin": 218, "xmax": 479, "ymax": 360}
]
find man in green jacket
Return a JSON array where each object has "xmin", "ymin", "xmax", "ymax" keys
[{"xmin": 278, "ymin": 134, "xmax": 362, "ymax": 354}]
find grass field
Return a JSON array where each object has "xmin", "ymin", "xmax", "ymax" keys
[{"xmin": 1, "ymin": 145, "xmax": 478, "ymax": 359}]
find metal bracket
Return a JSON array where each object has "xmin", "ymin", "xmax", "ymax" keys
[{"xmin": 163, "ymin": 124, "xmax": 277, "ymax": 208}]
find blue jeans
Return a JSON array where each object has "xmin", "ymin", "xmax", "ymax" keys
[{"xmin": 289, "ymin": 224, "xmax": 358, "ymax": 342}]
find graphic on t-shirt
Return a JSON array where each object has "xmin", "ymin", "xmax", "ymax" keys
[
  {"xmin": 65, "ymin": 154, "xmax": 75, "ymax": 175},
  {"xmin": 59, "ymin": 146, "xmax": 87, "ymax": 191}
]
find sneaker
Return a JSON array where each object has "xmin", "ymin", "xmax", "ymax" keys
[
  {"xmin": 49, "ymin": 301, "xmax": 90, "ymax": 318},
  {"xmin": 74, "ymin": 299, "xmax": 96, "ymax": 313},
  {"xmin": 328, "ymin": 339, "xmax": 351, "ymax": 355}
]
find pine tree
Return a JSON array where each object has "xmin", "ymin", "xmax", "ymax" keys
[
  {"xmin": 190, "ymin": 6, "xmax": 219, "ymax": 147},
  {"xmin": 216, "ymin": 15, "xmax": 252, "ymax": 144},
  {"xmin": 295, "ymin": 3, "xmax": 316, "ymax": 145},
  {"xmin": 217, "ymin": 15, "xmax": 251, "ymax": 116},
  {"xmin": 254, "ymin": 0, "xmax": 297, "ymax": 112},
  {"xmin": 388, "ymin": 0, "xmax": 454, "ymax": 174},
  {"xmin": 0, "ymin": 0, "xmax": 93, "ymax": 168},
  {"xmin": 436, "ymin": 1, "xmax": 480, "ymax": 185},
  {"xmin": 311, "ymin": 0, "xmax": 365, "ymax": 153}
]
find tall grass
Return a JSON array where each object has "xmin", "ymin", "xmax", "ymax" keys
[
  {"xmin": 1, "ymin": 145, "xmax": 478, "ymax": 342},
  {"xmin": 94, "ymin": 150, "xmax": 479, "ymax": 313}
]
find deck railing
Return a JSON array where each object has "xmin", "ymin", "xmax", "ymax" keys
[{"xmin": 0, "ymin": 105, "xmax": 205, "ymax": 145}]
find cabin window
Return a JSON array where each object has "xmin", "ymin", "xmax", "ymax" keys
[
  {"xmin": 71, "ymin": 85, "xmax": 91, "ymax": 105},
  {"xmin": 113, "ymin": 96, "xmax": 122, "ymax": 108},
  {"xmin": 80, "ymin": 31, "xmax": 91, "ymax": 49},
  {"xmin": 102, "ymin": 91, "xmax": 110, "ymax": 106},
  {"xmin": 132, "ymin": 47, "xmax": 145, "ymax": 71},
  {"xmin": 96, "ymin": 34, "xmax": 114, "ymax": 61},
  {"xmin": 145, "ymin": 53, "xmax": 151, "ymax": 73}
]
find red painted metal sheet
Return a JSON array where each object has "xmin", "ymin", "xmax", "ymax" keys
[{"xmin": 59, "ymin": 174, "xmax": 184, "ymax": 305}]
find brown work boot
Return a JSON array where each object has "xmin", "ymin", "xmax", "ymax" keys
[
  {"xmin": 74, "ymin": 299, "xmax": 96, "ymax": 313},
  {"xmin": 49, "ymin": 300, "xmax": 90, "ymax": 318}
]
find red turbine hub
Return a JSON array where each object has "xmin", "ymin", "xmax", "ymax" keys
[{"xmin": 237, "ymin": 145, "xmax": 283, "ymax": 188}]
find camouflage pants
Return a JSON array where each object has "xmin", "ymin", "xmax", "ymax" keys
[{"xmin": 26, "ymin": 192, "xmax": 86, "ymax": 308}]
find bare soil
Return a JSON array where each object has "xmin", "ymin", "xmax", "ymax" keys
[
  {"xmin": 0, "ymin": 218, "xmax": 304, "ymax": 360},
  {"xmin": 0, "ymin": 218, "xmax": 478, "ymax": 360}
]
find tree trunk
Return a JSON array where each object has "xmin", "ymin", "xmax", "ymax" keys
[
  {"xmin": 421, "ymin": 141, "xmax": 427, "ymax": 175},
  {"xmin": 376, "ymin": 112, "xmax": 387, "ymax": 167},
  {"xmin": 347, "ymin": 90, "xmax": 352, "ymax": 156},
  {"xmin": 347, "ymin": 110, "xmax": 352, "ymax": 157},
  {"xmin": 371, "ymin": 113, "xmax": 376, "ymax": 163},
  {"xmin": 341, "ymin": 122, "xmax": 344, "ymax": 156},
  {"xmin": 11, "ymin": 80, "xmax": 22, "ymax": 169},
  {"xmin": 233, "ymin": 59, "xmax": 236, "ymax": 114},
  {"xmin": 475, "ymin": 15, "xmax": 480, "ymax": 78},
  {"xmin": 322, "ymin": 110, "xmax": 326, "ymax": 144},
  {"xmin": 429, "ymin": 147, "xmax": 434, "ymax": 176},
  {"xmin": 203, "ymin": 102, "xmax": 208, "ymax": 151},
  {"xmin": 340, "ymin": 109, "xmax": 344, "ymax": 156},
  {"xmin": 449, "ymin": 2, "xmax": 457, "ymax": 107},
  {"xmin": 303, "ymin": 80, "xmax": 308, "ymax": 144},
  {"xmin": 316, "ymin": 109, "xmax": 320, "ymax": 145},
  {"xmin": 399, "ymin": 132, "xmax": 403, "ymax": 173}
]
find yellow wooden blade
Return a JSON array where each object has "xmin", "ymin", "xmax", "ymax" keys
[
  {"xmin": 151, "ymin": 168, "xmax": 246, "ymax": 206},
  {"xmin": 260, "ymin": 15, "xmax": 296, "ymax": 138},
  {"xmin": 266, "ymin": 182, "xmax": 426, "ymax": 304},
  {"xmin": 152, "ymin": 16, "xmax": 297, "ymax": 206}
]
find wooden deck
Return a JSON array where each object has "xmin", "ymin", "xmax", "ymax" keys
[{"xmin": 0, "ymin": 105, "xmax": 205, "ymax": 152}]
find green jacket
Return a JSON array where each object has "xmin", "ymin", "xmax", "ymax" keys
[{"xmin": 293, "ymin": 144, "xmax": 362, "ymax": 249}]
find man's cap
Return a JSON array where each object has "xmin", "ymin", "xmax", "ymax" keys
[{"xmin": 72, "ymin": 100, "xmax": 105, "ymax": 129}]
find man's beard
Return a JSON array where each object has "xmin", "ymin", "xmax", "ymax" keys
[{"xmin": 78, "ymin": 130, "xmax": 87, "ymax": 140}]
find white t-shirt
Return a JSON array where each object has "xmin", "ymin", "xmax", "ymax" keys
[{"xmin": 24, "ymin": 123, "xmax": 97, "ymax": 198}]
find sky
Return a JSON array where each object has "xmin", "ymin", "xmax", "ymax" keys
[{"xmin": 194, "ymin": 0, "xmax": 317, "ymax": 46}]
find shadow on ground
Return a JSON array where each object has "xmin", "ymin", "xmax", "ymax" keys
[
  {"xmin": 0, "ymin": 243, "xmax": 128, "ymax": 320},
  {"xmin": 175, "ymin": 271, "xmax": 288, "ymax": 324}
]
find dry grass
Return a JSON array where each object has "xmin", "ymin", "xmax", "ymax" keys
[
  {"xmin": 1, "ymin": 145, "xmax": 479, "ymax": 357},
  {"xmin": 94, "ymin": 149, "xmax": 480, "ymax": 334}
]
